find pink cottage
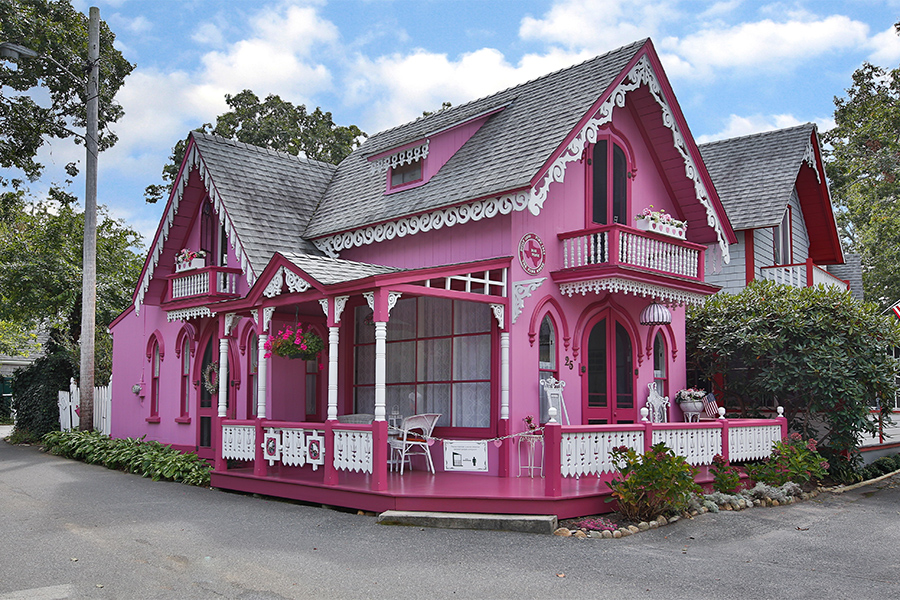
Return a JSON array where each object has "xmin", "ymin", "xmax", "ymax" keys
[{"xmin": 110, "ymin": 39, "xmax": 786, "ymax": 517}]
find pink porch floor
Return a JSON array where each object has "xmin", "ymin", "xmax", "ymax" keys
[{"xmin": 211, "ymin": 466, "xmax": 620, "ymax": 519}]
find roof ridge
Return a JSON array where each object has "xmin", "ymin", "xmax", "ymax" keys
[
  {"xmin": 698, "ymin": 122, "xmax": 814, "ymax": 148},
  {"xmin": 365, "ymin": 39, "xmax": 648, "ymax": 142},
  {"xmin": 192, "ymin": 130, "xmax": 337, "ymax": 170}
]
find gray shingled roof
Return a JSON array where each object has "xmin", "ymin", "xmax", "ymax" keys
[
  {"xmin": 699, "ymin": 123, "xmax": 815, "ymax": 231},
  {"xmin": 281, "ymin": 252, "xmax": 402, "ymax": 285},
  {"xmin": 828, "ymin": 253, "xmax": 863, "ymax": 300},
  {"xmin": 305, "ymin": 40, "xmax": 647, "ymax": 238},
  {"xmin": 191, "ymin": 132, "xmax": 335, "ymax": 273}
]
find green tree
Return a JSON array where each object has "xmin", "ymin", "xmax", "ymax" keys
[
  {"xmin": 0, "ymin": 0, "xmax": 134, "ymax": 186},
  {"xmin": 0, "ymin": 188, "xmax": 143, "ymax": 382},
  {"xmin": 686, "ymin": 281, "xmax": 900, "ymax": 473},
  {"xmin": 144, "ymin": 90, "xmax": 366, "ymax": 203}
]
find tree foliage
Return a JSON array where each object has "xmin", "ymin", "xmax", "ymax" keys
[
  {"xmin": 687, "ymin": 281, "xmax": 900, "ymax": 467},
  {"xmin": 0, "ymin": 188, "xmax": 143, "ymax": 379},
  {"xmin": 0, "ymin": 0, "xmax": 134, "ymax": 185},
  {"xmin": 823, "ymin": 54, "xmax": 900, "ymax": 307},
  {"xmin": 10, "ymin": 336, "xmax": 74, "ymax": 440},
  {"xmin": 144, "ymin": 90, "xmax": 366, "ymax": 203}
]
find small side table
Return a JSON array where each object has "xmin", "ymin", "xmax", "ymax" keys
[{"xmin": 516, "ymin": 434, "xmax": 544, "ymax": 478}]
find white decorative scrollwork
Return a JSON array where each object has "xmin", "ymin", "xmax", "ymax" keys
[
  {"xmin": 728, "ymin": 425, "xmax": 783, "ymax": 462},
  {"xmin": 263, "ymin": 267, "xmax": 284, "ymax": 298},
  {"xmin": 262, "ymin": 306, "xmax": 275, "ymax": 332},
  {"xmin": 135, "ymin": 142, "xmax": 256, "ymax": 315},
  {"xmin": 334, "ymin": 295, "xmax": 349, "ymax": 323},
  {"xmin": 284, "ymin": 269, "xmax": 311, "ymax": 293},
  {"xmin": 490, "ymin": 303, "xmax": 505, "ymax": 329},
  {"xmin": 222, "ymin": 425, "xmax": 255, "ymax": 461},
  {"xmin": 558, "ymin": 277, "xmax": 707, "ymax": 305},
  {"xmin": 651, "ymin": 426, "xmax": 721, "ymax": 466},
  {"xmin": 560, "ymin": 429, "xmax": 644, "ymax": 477},
  {"xmin": 224, "ymin": 313, "xmax": 241, "ymax": 336},
  {"xmin": 511, "ymin": 278, "xmax": 546, "ymax": 324},
  {"xmin": 333, "ymin": 429, "xmax": 373, "ymax": 473},
  {"xmin": 802, "ymin": 138, "xmax": 822, "ymax": 184},
  {"xmin": 363, "ymin": 291, "xmax": 375, "ymax": 311},
  {"xmin": 312, "ymin": 191, "xmax": 530, "ymax": 258},
  {"xmin": 318, "ymin": 298, "xmax": 329, "ymax": 317},
  {"xmin": 387, "ymin": 291, "xmax": 402, "ymax": 315},
  {"xmin": 530, "ymin": 54, "xmax": 730, "ymax": 264},
  {"xmin": 369, "ymin": 141, "xmax": 430, "ymax": 174},
  {"xmin": 166, "ymin": 306, "xmax": 212, "ymax": 322}
]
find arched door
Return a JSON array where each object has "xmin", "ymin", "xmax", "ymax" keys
[{"xmin": 582, "ymin": 311, "xmax": 635, "ymax": 424}]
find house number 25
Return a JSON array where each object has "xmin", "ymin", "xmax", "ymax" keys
[{"xmin": 565, "ymin": 356, "xmax": 574, "ymax": 370}]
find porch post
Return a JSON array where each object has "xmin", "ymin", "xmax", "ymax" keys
[
  {"xmin": 256, "ymin": 333, "xmax": 268, "ymax": 419},
  {"xmin": 544, "ymin": 419, "xmax": 562, "ymax": 497},
  {"xmin": 327, "ymin": 326, "xmax": 339, "ymax": 421},
  {"xmin": 374, "ymin": 321, "xmax": 387, "ymax": 421},
  {"xmin": 500, "ymin": 331, "xmax": 510, "ymax": 420},
  {"xmin": 498, "ymin": 307, "xmax": 511, "ymax": 477}
]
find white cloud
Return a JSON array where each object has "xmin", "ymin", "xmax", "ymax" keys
[
  {"xmin": 344, "ymin": 47, "xmax": 593, "ymax": 132},
  {"xmin": 694, "ymin": 113, "xmax": 834, "ymax": 144},
  {"xmin": 519, "ymin": 0, "xmax": 676, "ymax": 53},
  {"xmin": 125, "ymin": 15, "xmax": 152, "ymax": 34},
  {"xmin": 192, "ymin": 23, "xmax": 226, "ymax": 48},
  {"xmin": 868, "ymin": 24, "xmax": 900, "ymax": 65},
  {"xmin": 662, "ymin": 15, "xmax": 870, "ymax": 77}
]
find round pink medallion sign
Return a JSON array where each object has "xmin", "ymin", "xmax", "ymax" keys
[{"xmin": 518, "ymin": 233, "xmax": 546, "ymax": 275}]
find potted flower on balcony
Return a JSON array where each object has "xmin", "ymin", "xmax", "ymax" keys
[
  {"xmin": 675, "ymin": 387, "xmax": 707, "ymax": 413},
  {"xmin": 634, "ymin": 206, "xmax": 687, "ymax": 240},
  {"xmin": 175, "ymin": 248, "xmax": 207, "ymax": 272},
  {"xmin": 264, "ymin": 324, "xmax": 324, "ymax": 360}
]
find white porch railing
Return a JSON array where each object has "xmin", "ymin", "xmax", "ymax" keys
[
  {"xmin": 652, "ymin": 426, "xmax": 722, "ymax": 466},
  {"xmin": 560, "ymin": 225, "xmax": 702, "ymax": 279},
  {"xmin": 57, "ymin": 378, "xmax": 111, "ymax": 435},
  {"xmin": 170, "ymin": 267, "xmax": 240, "ymax": 300},
  {"xmin": 222, "ymin": 424, "xmax": 256, "ymax": 461},
  {"xmin": 811, "ymin": 266, "xmax": 849, "ymax": 290},
  {"xmin": 728, "ymin": 424, "xmax": 783, "ymax": 462},
  {"xmin": 560, "ymin": 428, "xmax": 644, "ymax": 476},
  {"xmin": 759, "ymin": 260, "xmax": 849, "ymax": 291},
  {"xmin": 333, "ymin": 429, "xmax": 373, "ymax": 474}
]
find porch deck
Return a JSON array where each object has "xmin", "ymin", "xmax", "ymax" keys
[{"xmin": 212, "ymin": 466, "xmax": 616, "ymax": 519}]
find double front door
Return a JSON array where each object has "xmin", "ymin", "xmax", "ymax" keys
[{"xmin": 582, "ymin": 311, "xmax": 635, "ymax": 424}]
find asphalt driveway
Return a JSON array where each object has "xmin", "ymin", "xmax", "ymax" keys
[{"xmin": 1, "ymin": 437, "xmax": 898, "ymax": 599}]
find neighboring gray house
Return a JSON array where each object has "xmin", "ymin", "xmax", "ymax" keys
[{"xmin": 699, "ymin": 124, "xmax": 854, "ymax": 296}]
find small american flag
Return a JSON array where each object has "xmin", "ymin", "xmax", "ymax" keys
[
  {"xmin": 703, "ymin": 393, "xmax": 719, "ymax": 418},
  {"xmin": 892, "ymin": 301, "xmax": 900, "ymax": 320}
]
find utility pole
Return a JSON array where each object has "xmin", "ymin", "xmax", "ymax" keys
[{"xmin": 79, "ymin": 6, "xmax": 99, "ymax": 431}]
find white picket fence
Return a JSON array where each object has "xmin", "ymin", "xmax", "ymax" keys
[{"xmin": 58, "ymin": 378, "xmax": 111, "ymax": 435}]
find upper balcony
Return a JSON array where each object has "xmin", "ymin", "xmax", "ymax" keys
[
  {"xmin": 164, "ymin": 265, "xmax": 244, "ymax": 306},
  {"xmin": 555, "ymin": 224, "xmax": 706, "ymax": 284},
  {"xmin": 759, "ymin": 259, "xmax": 849, "ymax": 291}
]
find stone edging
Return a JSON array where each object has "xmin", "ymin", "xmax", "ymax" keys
[{"xmin": 554, "ymin": 489, "xmax": 822, "ymax": 539}]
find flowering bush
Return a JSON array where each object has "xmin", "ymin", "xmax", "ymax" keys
[
  {"xmin": 264, "ymin": 324, "xmax": 324, "ymax": 360},
  {"xmin": 743, "ymin": 433, "xmax": 829, "ymax": 488},
  {"xmin": 710, "ymin": 454, "xmax": 743, "ymax": 494},
  {"xmin": 175, "ymin": 248, "xmax": 206, "ymax": 264},
  {"xmin": 606, "ymin": 443, "xmax": 702, "ymax": 521},
  {"xmin": 675, "ymin": 388, "xmax": 707, "ymax": 404},
  {"xmin": 635, "ymin": 205, "xmax": 687, "ymax": 229},
  {"xmin": 571, "ymin": 516, "xmax": 618, "ymax": 532}
]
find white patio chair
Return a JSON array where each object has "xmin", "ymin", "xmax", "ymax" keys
[
  {"xmin": 644, "ymin": 382, "xmax": 670, "ymax": 423},
  {"xmin": 388, "ymin": 413, "xmax": 441, "ymax": 475}
]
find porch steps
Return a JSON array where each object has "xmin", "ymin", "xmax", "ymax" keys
[{"xmin": 376, "ymin": 510, "xmax": 558, "ymax": 535}]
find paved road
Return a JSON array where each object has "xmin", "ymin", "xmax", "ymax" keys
[{"xmin": 1, "ymin": 438, "xmax": 898, "ymax": 600}]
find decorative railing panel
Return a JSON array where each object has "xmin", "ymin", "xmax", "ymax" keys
[
  {"xmin": 333, "ymin": 429, "xmax": 373, "ymax": 473},
  {"xmin": 651, "ymin": 427, "xmax": 722, "ymax": 466},
  {"xmin": 172, "ymin": 270, "xmax": 209, "ymax": 299},
  {"xmin": 560, "ymin": 429, "xmax": 644, "ymax": 477},
  {"xmin": 560, "ymin": 225, "xmax": 701, "ymax": 280},
  {"xmin": 760, "ymin": 264, "xmax": 805, "ymax": 287},
  {"xmin": 729, "ymin": 425, "xmax": 782, "ymax": 462},
  {"xmin": 222, "ymin": 425, "xmax": 255, "ymax": 461},
  {"xmin": 170, "ymin": 267, "xmax": 241, "ymax": 300}
]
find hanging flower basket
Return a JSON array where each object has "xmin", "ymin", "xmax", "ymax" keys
[{"xmin": 264, "ymin": 324, "xmax": 324, "ymax": 360}]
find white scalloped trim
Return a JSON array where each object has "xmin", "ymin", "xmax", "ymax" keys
[
  {"xmin": 134, "ymin": 143, "xmax": 255, "ymax": 315},
  {"xmin": 558, "ymin": 276, "xmax": 707, "ymax": 305},
  {"xmin": 369, "ymin": 141, "xmax": 429, "ymax": 175},
  {"xmin": 166, "ymin": 306, "xmax": 213, "ymax": 322}
]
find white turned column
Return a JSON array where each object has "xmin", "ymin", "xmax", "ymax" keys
[
  {"xmin": 500, "ymin": 331, "xmax": 510, "ymax": 420},
  {"xmin": 374, "ymin": 321, "xmax": 387, "ymax": 421},
  {"xmin": 327, "ymin": 326, "xmax": 339, "ymax": 421},
  {"xmin": 256, "ymin": 333, "xmax": 268, "ymax": 419},
  {"xmin": 217, "ymin": 338, "xmax": 229, "ymax": 417}
]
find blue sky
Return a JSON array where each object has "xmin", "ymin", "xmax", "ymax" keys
[{"xmin": 14, "ymin": 0, "xmax": 900, "ymax": 245}]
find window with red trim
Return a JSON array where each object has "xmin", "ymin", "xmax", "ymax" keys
[
  {"xmin": 179, "ymin": 336, "xmax": 190, "ymax": 418},
  {"xmin": 589, "ymin": 136, "xmax": 629, "ymax": 225},
  {"xmin": 352, "ymin": 296, "xmax": 493, "ymax": 430},
  {"xmin": 538, "ymin": 314, "xmax": 558, "ymax": 423},
  {"xmin": 774, "ymin": 206, "xmax": 792, "ymax": 265},
  {"xmin": 652, "ymin": 331, "xmax": 667, "ymax": 397},
  {"xmin": 150, "ymin": 340, "xmax": 161, "ymax": 419},
  {"xmin": 389, "ymin": 159, "xmax": 423, "ymax": 190},
  {"xmin": 247, "ymin": 333, "xmax": 258, "ymax": 417}
]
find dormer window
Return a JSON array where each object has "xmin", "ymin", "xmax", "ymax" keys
[
  {"xmin": 589, "ymin": 135, "xmax": 631, "ymax": 225},
  {"xmin": 390, "ymin": 159, "xmax": 423, "ymax": 188}
]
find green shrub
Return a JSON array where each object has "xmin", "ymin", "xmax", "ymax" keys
[
  {"xmin": 871, "ymin": 456, "xmax": 899, "ymax": 475},
  {"xmin": 11, "ymin": 344, "xmax": 75, "ymax": 439},
  {"xmin": 606, "ymin": 443, "xmax": 702, "ymax": 521},
  {"xmin": 42, "ymin": 430, "xmax": 210, "ymax": 486},
  {"xmin": 710, "ymin": 454, "xmax": 743, "ymax": 494},
  {"xmin": 744, "ymin": 433, "xmax": 829, "ymax": 487}
]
